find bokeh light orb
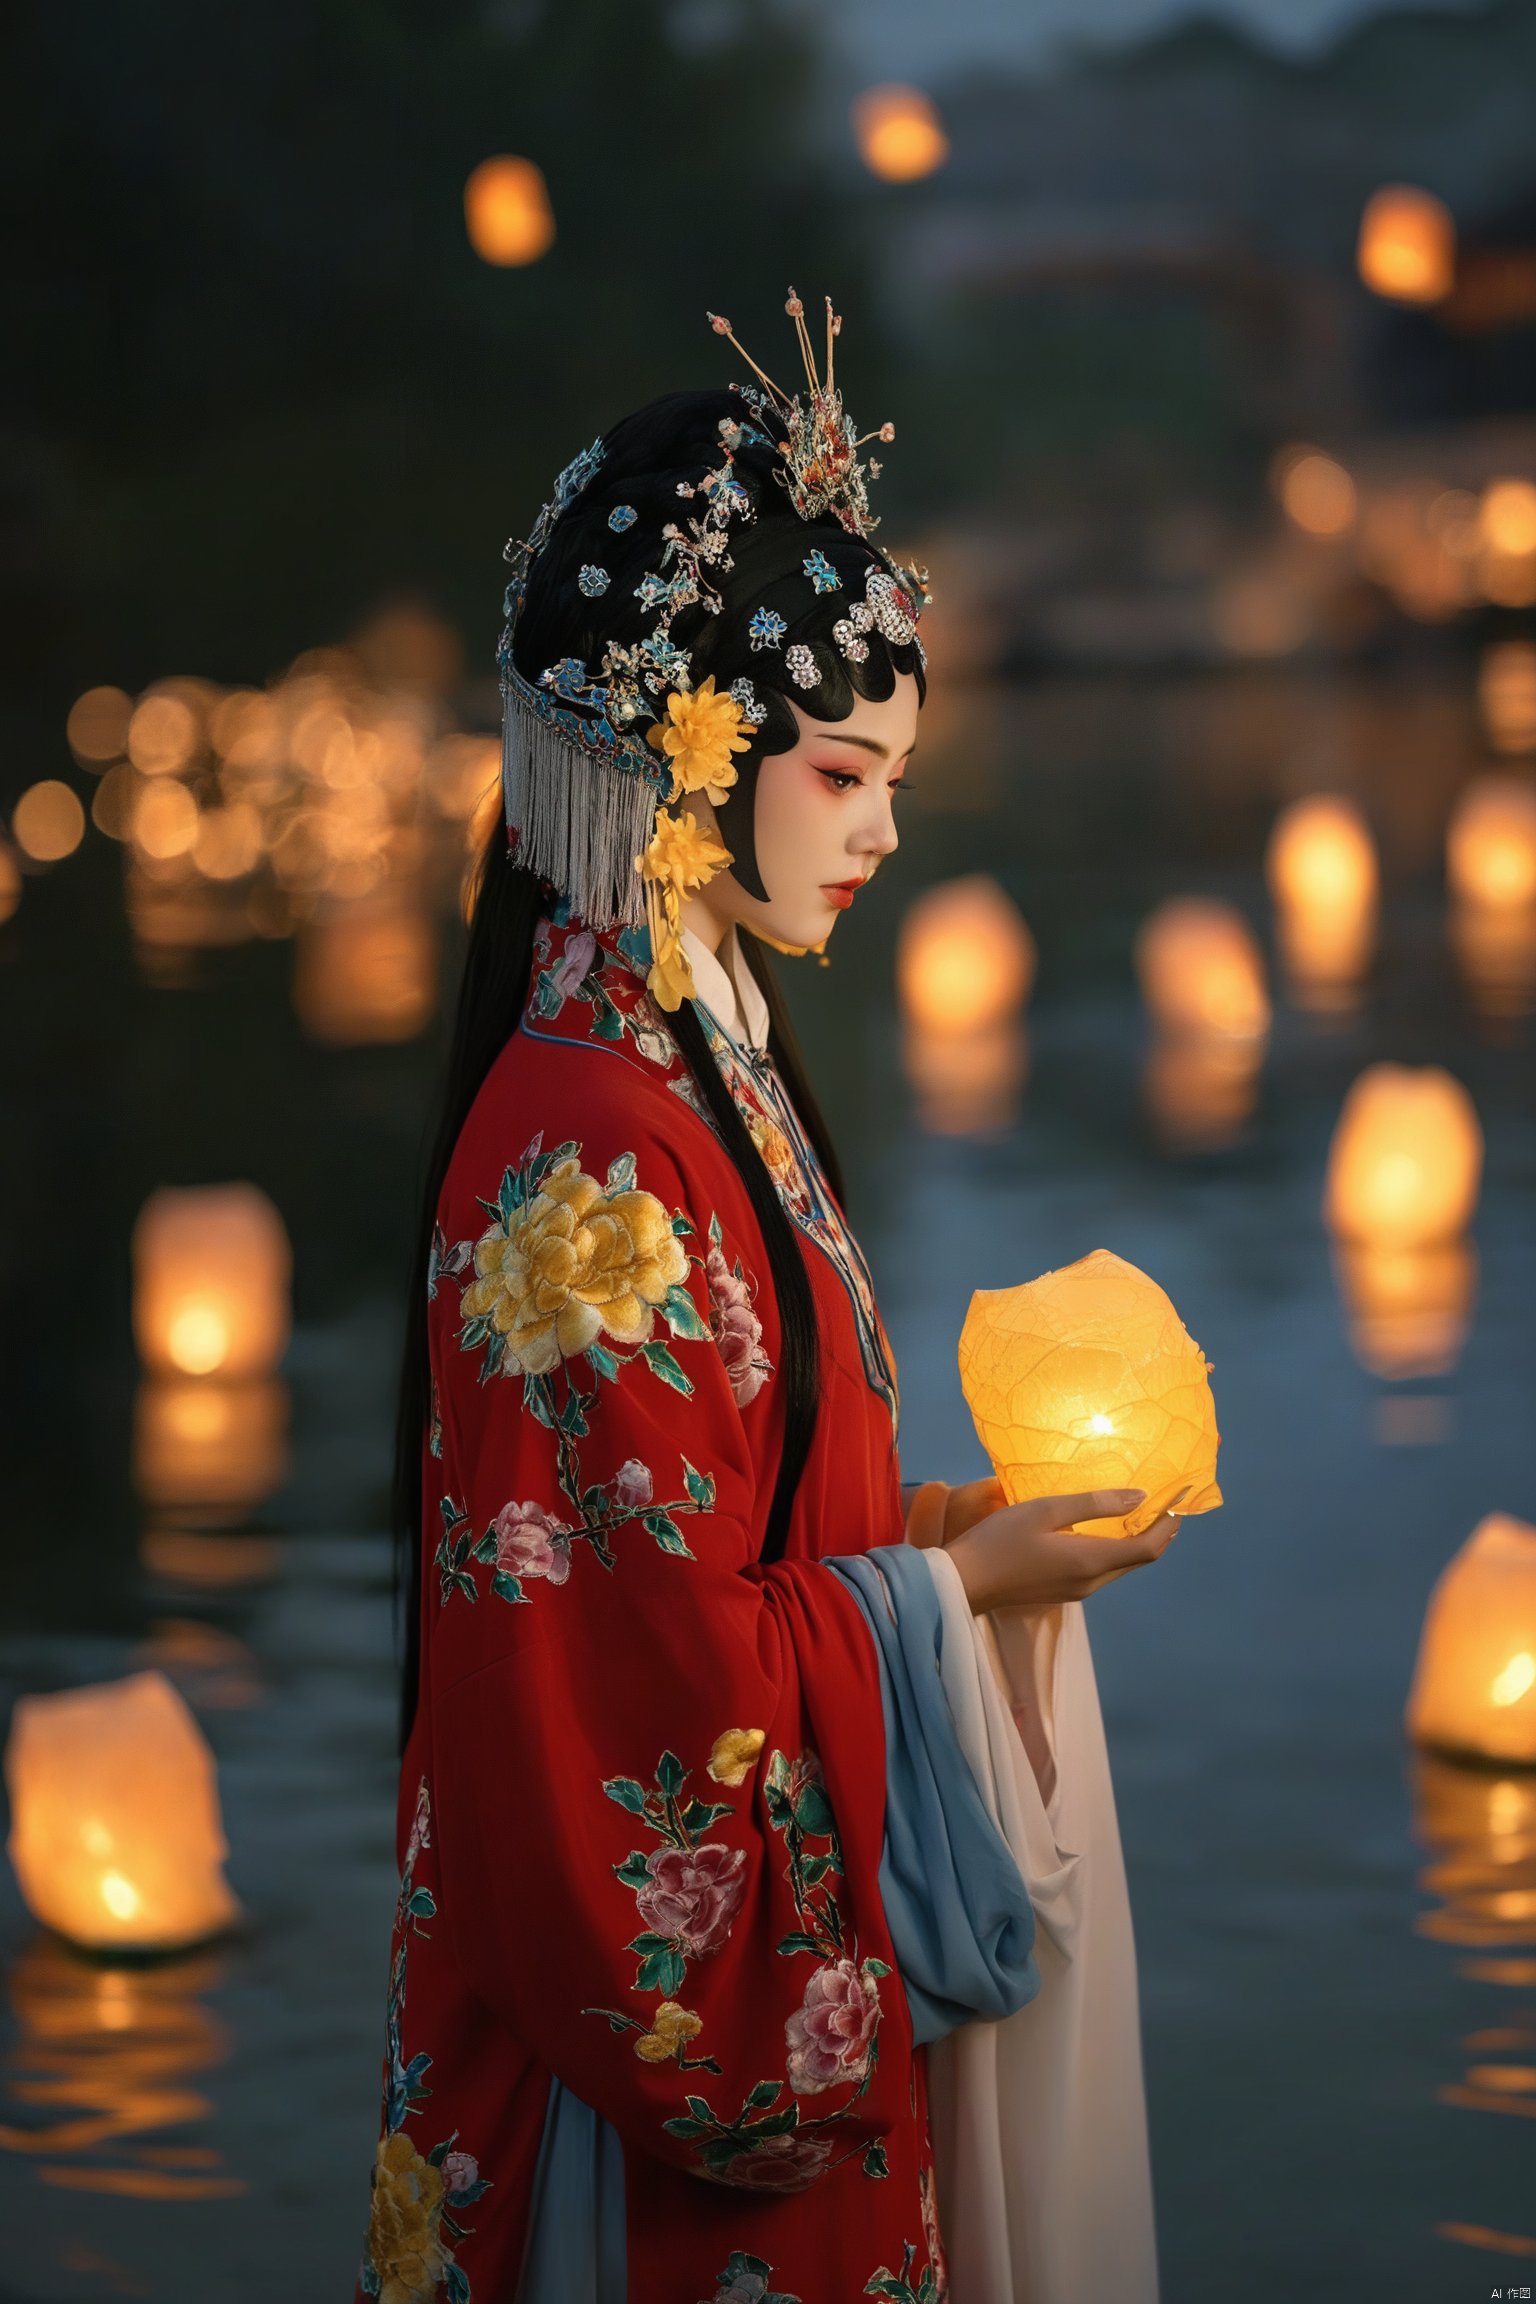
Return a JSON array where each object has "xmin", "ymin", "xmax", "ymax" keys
[
  {"xmin": 1356, "ymin": 184, "xmax": 1455, "ymax": 304},
  {"xmin": 12, "ymin": 780, "xmax": 86, "ymax": 863},
  {"xmin": 1478, "ymin": 640, "xmax": 1536, "ymax": 755},
  {"xmin": 464, "ymin": 156, "xmax": 555, "ymax": 267},
  {"xmin": 852, "ymin": 85, "xmax": 949, "ymax": 183},
  {"xmin": 1135, "ymin": 897, "xmax": 1271, "ymax": 1040},
  {"xmin": 1274, "ymin": 448, "xmax": 1357, "ymax": 538},
  {"xmin": 1479, "ymin": 478, "xmax": 1536, "ymax": 560},
  {"xmin": 1324, "ymin": 1063, "xmax": 1483, "ymax": 1248},
  {"xmin": 1447, "ymin": 777, "xmax": 1536, "ymax": 911},
  {"xmin": 897, "ymin": 874, "xmax": 1035, "ymax": 1035},
  {"xmin": 1266, "ymin": 794, "xmax": 1378, "ymax": 917},
  {"xmin": 0, "ymin": 844, "xmax": 21, "ymax": 923},
  {"xmin": 66, "ymin": 685, "xmax": 133, "ymax": 767},
  {"xmin": 1407, "ymin": 1515, "xmax": 1536, "ymax": 1764}
]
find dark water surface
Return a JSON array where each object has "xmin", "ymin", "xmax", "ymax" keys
[{"xmin": 1, "ymin": 667, "xmax": 1532, "ymax": 2299}]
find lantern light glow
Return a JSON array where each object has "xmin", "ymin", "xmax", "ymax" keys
[
  {"xmin": 1136, "ymin": 898, "xmax": 1271, "ymax": 1041},
  {"xmin": 852, "ymin": 85, "xmax": 949, "ymax": 182},
  {"xmin": 1324, "ymin": 1064, "xmax": 1483, "ymax": 1249},
  {"xmin": 464, "ymin": 156, "xmax": 555, "ymax": 267},
  {"xmin": 1407, "ymin": 1516, "xmax": 1536, "ymax": 1764},
  {"xmin": 132, "ymin": 1185, "xmax": 292, "ymax": 1381},
  {"xmin": 1357, "ymin": 185, "xmax": 1455, "ymax": 304}
]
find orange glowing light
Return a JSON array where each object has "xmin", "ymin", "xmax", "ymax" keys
[
  {"xmin": 66, "ymin": 686, "xmax": 133, "ymax": 767},
  {"xmin": 896, "ymin": 874, "xmax": 1035, "ymax": 1036},
  {"xmin": 1448, "ymin": 777, "xmax": 1536, "ymax": 912},
  {"xmin": 127, "ymin": 691, "xmax": 201, "ymax": 778},
  {"xmin": 1333, "ymin": 1237, "xmax": 1477, "ymax": 1381},
  {"xmin": 1407, "ymin": 1516, "xmax": 1536, "ymax": 1765},
  {"xmin": 1275, "ymin": 449, "xmax": 1357, "ymax": 538},
  {"xmin": 902, "ymin": 1018, "xmax": 1029, "ymax": 1138},
  {"xmin": 1324, "ymin": 1063, "xmax": 1483, "ymax": 1248},
  {"xmin": 1266, "ymin": 795, "xmax": 1378, "ymax": 1006},
  {"xmin": 4, "ymin": 1671, "xmax": 241, "ymax": 1952},
  {"xmin": 1451, "ymin": 899, "xmax": 1536, "ymax": 1021},
  {"xmin": 90, "ymin": 763, "xmax": 139, "ymax": 841},
  {"xmin": 1479, "ymin": 641, "xmax": 1536, "ymax": 755},
  {"xmin": 192, "ymin": 802, "xmax": 264, "ymax": 882},
  {"xmin": 1479, "ymin": 479, "xmax": 1536, "ymax": 558},
  {"xmin": 852, "ymin": 85, "xmax": 949, "ymax": 183},
  {"xmin": 1142, "ymin": 1031, "xmax": 1264, "ymax": 1151},
  {"xmin": 958, "ymin": 1249, "xmax": 1223, "ymax": 1540},
  {"xmin": 0, "ymin": 845, "xmax": 20, "ymax": 924},
  {"xmin": 1135, "ymin": 898, "xmax": 1270, "ymax": 1041},
  {"xmin": 464, "ymin": 156, "xmax": 555, "ymax": 267},
  {"xmin": 11, "ymin": 780, "xmax": 85, "ymax": 863},
  {"xmin": 132, "ymin": 1185, "xmax": 292, "ymax": 1381},
  {"xmin": 293, "ymin": 907, "xmax": 437, "ymax": 1044},
  {"xmin": 1356, "ymin": 184, "xmax": 1455, "ymax": 304},
  {"xmin": 130, "ymin": 778, "xmax": 199, "ymax": 861},
  {"xmin": 134, "ymin": 1377, "xmax": 289, "ymax": 1524}
]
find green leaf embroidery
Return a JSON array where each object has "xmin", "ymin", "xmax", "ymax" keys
[
  {"xmin": 679, "ymin": 1798, "xmax": 734, "ymax": 1835},
  {"xmin": 793, "ymin": 1780, "xmax": 835, "ymax": 1837},
  {"xmin": 862, "ymin": 2140, "xmax": 890, "ymax": 2180},
  {"xmin": 585, "ymin": 1342, "xmax": 619, "ymax": 1382},
  {"xmin": 496, "ymin": 1167, "xmax": 521, "ymax": 1227},
  {"xmin": 641, "ymin": 1340, "xmax": 693, "ymax": 1396},
  {"xmin": 863, "ymin": 1956, "xmax": 892, "ymax": 1978},
  {"xmin": 556, "ymin": 1388, "xmax": 590, "ymax": 1437},
  {"xmin": 681, "ymin": 1457, "xmax": 716, "ymax": 1509},
  {"xmin": 655, "ymin": 1751, "xmax": 686, "ymax": 1799},
  {"xmin": 612, "ymin": 1850, "xmax": 652, "ymax": 1890},
  {"xmin": 406, "ymin": 1888, "xmax": 438, "ymax": 1919},
  {"xmin": 661, "ymin": 1283, "xmax": 710, "ymax": 1342},
  {"xmin": 744, "ymin": 2078, "xmax": 782, "ymax": 2110},
  {"xmin": 634, "ymin": 1943, "xmax": 686, "ymax": 1996},
  {"xmin": 775, "ymin": 1929, "xmax": 822, "ymax": 1958},
  {"xmin": 643, "ymin": 1509, "xmax": 694, "ymax": 1559},
  {"xmin": 602, "ymin": 1777, "xmax": 650, "ymax": 1815},
  {"xmin": 708, "ymin": 1210, "xmax": 724, "ymax": 1249},
  {"xmin": 661, "ymin": 2114, "xmax": 711, "ymax": 2142},
  {"xmin": 470, "ymin": 1530, "xmax": 498, "ymax": 1563},
  {"xmin": 671, "ymin": 1209, "xmax": 695, "ymax": 1237},
  {"xmin": 590, "ymin": 993, "xmax": 625, "ymax": 1042},
  {"xmin": 490, "ymin": 1569, "xmax": 528, "ymax": 1606},
  {"xmin": 525, "ymin": 1380, "xmax": 556, "ymax": 1429}
]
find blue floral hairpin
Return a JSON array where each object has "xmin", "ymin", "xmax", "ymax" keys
[
  {"xmin": 803, "ymin": 549, "xmax": 841, "ymax": 594},
  {"xmin": 578, "ymin": 565, "xmax": 610, "ymax": 597},
  {"xmin": 608, "ymin": 504, "xmax": 637, "ymax": 532},
  {"xmin": 748, "ymin": 607, "xmax": 786, "ymax": 652}
]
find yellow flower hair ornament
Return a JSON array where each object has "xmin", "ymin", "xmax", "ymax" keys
[
  {"xmin": 635, "ymin": 803, "xmax": 733, "ymax": 1012},
  {"xmin": 645, "ymin": 675, "xmax": 751, "ymax": 807}
]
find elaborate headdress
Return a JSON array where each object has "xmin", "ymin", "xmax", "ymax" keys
[{"xmin": 498, "ymin": 293, "xmax": 927, "ymax": 1010}]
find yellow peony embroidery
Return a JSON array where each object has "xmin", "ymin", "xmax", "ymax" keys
[
  {"xmin": 367, "ymin": 2130, "xmax": 448, "ymax": 2304},
  {"xmin": 646, "ymin": 676, "xmax": 751, "ymax": 807},
  {"xmin": 707, "ymin": 1726, "xmax": 767, "ymax": 1786},
  {"xmin": 747, "ymin": 1116, "xmax": 798, "ymax": 1196},
  {"xmin": 460, "ymin": 1155, "xmax": 689, "ymax": 1374},
  {"xmin": 636, "ymin": 805, "xmax": 733, "ymax": 1013},
  {"xmin": 633, "ymin": 2000, "xmax": 705, "ymax": 2061}
]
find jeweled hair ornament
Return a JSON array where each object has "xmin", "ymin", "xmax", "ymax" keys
[{"xmin": 498, "ymin": 293, "xmax": 925, "ymax": 1009}]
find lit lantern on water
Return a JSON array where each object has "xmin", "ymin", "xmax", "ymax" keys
[
  {"xmin": 4, "ymin": 1670, "xmax": 241, "ymax": 1951},
  {"xmin": 852, "ymin": 85, "xmax": 948, "ymax": 183},
  {"xmin": 897, "ymin": 875, "xmax": 1035, "ymax": 1034},
  {"xmin": 1135, "ymin": 898, "xmax": 1270, "ymax": 1042},
  {"xmin": 1265, "ymin": 795, "xmax": 1378, "ymax": 1009},
  {"xmin": 1332, "ymin": 1237, "xmax": 1477, "ymax": 1381},
  {"xmin": 134, "ymin": 1377, "xmax": 289, "ymax": 1524},
  {"xmin": 958, "ymin": 1249, "xmax": 1223, "ymax": 1539},
  {"xmin": 1406, "ymin": 1516, "xmax": 1536, "ymax": 1765},
  {"xmin": 132, "ymin": 1185, "xmax": 291, "ymax": 1380},
  {"xmin": 1356, "ymin": 184, "xmax": 1455, "ymax": 304},
  {"xmin": 1324, "ymin": 1064, "xmax": 1482, "ymax": 1248},
  {"xmin": 464, "ymin": 156, "xmax": 555, "ymax": 267},
  {"xmin": 1446, "ymin": 777, "xmax": 1536, "ymax": 912}
]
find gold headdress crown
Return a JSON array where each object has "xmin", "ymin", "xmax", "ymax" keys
[{"xmin": 707, "ymin": 290, "xmax": 897, "ymax": 540}]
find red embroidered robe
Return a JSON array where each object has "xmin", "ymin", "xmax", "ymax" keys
[{"xmin": 355, "ymin": 912, "xmax": 947, "ymax": 2304}]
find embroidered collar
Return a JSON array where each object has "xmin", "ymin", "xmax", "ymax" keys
[{"xmin": 679, "ymin": 925, "xmax": 770, "ymax": 1053}]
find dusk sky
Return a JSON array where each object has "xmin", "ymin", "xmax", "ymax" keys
[{"xmin": 829, "ymin": 0, "xmax": 1490, "ymax": 76}]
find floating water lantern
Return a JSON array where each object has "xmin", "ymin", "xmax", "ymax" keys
[
  {"xmin": 1324, "ymin": 1064, "xmax": 1482, "ymax": 1248},
  {"xmin": 4, "ymin": 1671, "xmax": 241, "ymax": 1951},
  {"xmin": 958, "ymin": 1249, "xmax": 1223, "ymax": 1540},
  {"xmin": 133, "ymin": 1377, "xmax": 289, "ymax": 1524},
  {"xmin": 1356, "ymin": 185, "xmax": 1455, "ymax": 304},
  {"xmin": 1407, "ymin": 1516, "xmax": 1536, "ymax": 1765},
  {"xmin": 132, "ymin": 1185, "xmax": 291, "ymax": 1380},
  {"xmin": 1265, "ymin": 795, "xmax": 1378, "ymax": 1009},
  {"xmin": 464, "ymin": 156, "xmax": 555, "ymax": 267},
  {"xmin": 1447, "ymin": 777, "xmax": 1536, "ymax": 912},
  {"xmin": 1135, "ymin": 898, "xmax": 1270, "ymax": 1042},
  {"xmin": 852, "ymin": 85, "xmax": 949, "ymax": 183},
  {"xmin": 897, "ymin": 875, "xmax": 1035, "ymax": 1035}
]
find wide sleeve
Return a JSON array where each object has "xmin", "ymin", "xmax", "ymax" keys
[
  {"xmin": 424, "ymin": 1106, "xmax": 911, "ymax": 2193},
  {"xmin": 824, "ymin": 1545, "xmax": 1040, "ymax": 2046}
]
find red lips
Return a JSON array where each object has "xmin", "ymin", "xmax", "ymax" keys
[{"xmin": 821, "ymin": 877, "xmax": 865, "ymax": 911}]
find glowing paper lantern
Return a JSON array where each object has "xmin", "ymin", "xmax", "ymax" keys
[
  {"xmin": 1406, "ymin": 1516, "xmax": 1536, "ymax": 1764},
  {"xmin": 958, "ymin": 1249, "xmax": 1223, "ymax": 1540},
  {"xmin": 132, "ymin": 1185, "xmax": 291, "ymax": 1380},
  {"xmin": 897, "ymin": 875, "xmax": 1035, "ymax": 1035},
  {"xmin": 4, "ymin": 1670, "xmax": 241, "ymax": 1951},
  {"xmin": 464, "ymin": 156, "xmax": 555, "ymax": 267},
  {"xmin": 1324, "ymin": 1064, "xmax": 1482, "ymax": 1248},
  {"xmin": 1135, "ymin": 898, "xmax": 1270, "ymax": 1041},
  {"xmin": 852, "ymin": 85, "xmax": 948, "ymax": 183},
  {"xmin": 134, "ymin": 1377, "xmax": 289, "ymax": 1523},
  {"xmin": 1332, "ymin": 1238, "xmax": 1477, "ymax": 1381},
  {"xmin": 1446, "ymin": 777, "xmax": 1536, "ymax": 912},
  {"xmin": 1265, "ymin": 795, "xmax": 1378, "ymax": 1007},
  {"xmin": 1356, "ymin": 185, "xmax": 1455, "ymax": 304}
]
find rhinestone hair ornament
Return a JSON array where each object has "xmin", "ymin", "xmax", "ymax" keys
[{"xmin": 497, "ymin": 293, "xmax": 927, "ymax": 1001}]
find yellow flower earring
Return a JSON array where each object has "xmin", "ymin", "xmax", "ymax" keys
[{"xmin": 635, "ymin": 679, "xmax": 747, "ymax": 1011}]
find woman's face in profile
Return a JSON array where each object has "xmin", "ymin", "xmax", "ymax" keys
[{"xmin": 691, "ymin": 671, "xmax": 920, "ymax": 952}]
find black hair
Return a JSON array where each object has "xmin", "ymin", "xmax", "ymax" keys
[{"xmin": 393, "ymin": 388, "xmax": 923, "ymax": 1753}]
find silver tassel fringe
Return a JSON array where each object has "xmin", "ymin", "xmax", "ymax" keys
[{"xmin": 501, "ymin": 688, "xmax": 659, "ymax": 930}]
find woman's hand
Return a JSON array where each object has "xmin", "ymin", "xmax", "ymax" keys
[{"xmin": 944, "ymin": 1486, "xmax": 1186, "ymax": 1615}]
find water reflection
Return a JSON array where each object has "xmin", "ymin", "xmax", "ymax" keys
[
  {"xmin": 1142, "ymin": 1030, "xmax": 1264, "ymax": 1151},
  {"xmin": 0, "ymin": 1937, "xmax": 245, "ymax": 2200},
  {"xmin": 1332, "ymin": 1238, "xmax": 1477, "ymax": 1381},
  {"xmin": 902, "ymin": 1017, "xmax": 1029, "ymax": 1137},
  {"xmin": 133, "ymin": 1376, "xmax": 289, "ymax": 1526}
]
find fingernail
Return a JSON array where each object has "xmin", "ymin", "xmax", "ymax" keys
[{"xmin": 1122, "ymin": 1489, "xmax": 1147, "ymax": 1503}]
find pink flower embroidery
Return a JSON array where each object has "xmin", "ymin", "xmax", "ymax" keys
[
  {"xmin": 714, "ymin": 2130, "xmax": 834, "ymax": 2193},
  {"xmin": 549, "ymin": 929, "xmax": 598, "ymax": 1003},
  {"xmin": 614, "ymin": 1457, "xmax": 653, "ymax": 1511},
  {"xmin": 920, "ymin": 2164, "xmax": 951, "ymax": 2300},
  {"xmin": 634, "ymin": 1841, "xmax": 746, "ymax": 1957},
  {"xmin": 785, "ymin": 1957, "xmax": 881, "ymax": 2095},
  {"xmin": 402, "ymin": 1779, "xmax": 431, "ymax": 1877},
  {"xmin": 706, "ymin": 1241, "xmax": 773, "ymax": 1408},
  {"xmin": 442, "ymin": 2149, "xmax": 480, "ymax": 2197},
  {"xmin": 491, "ymin": 1498, "xmax": 572, "ymax": 1585}
]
